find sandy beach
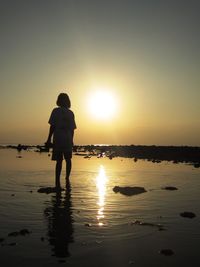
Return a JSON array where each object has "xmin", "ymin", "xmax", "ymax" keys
[{"xmin": 0, "ymin": 148, "xmax": 199, "ymax": 266}]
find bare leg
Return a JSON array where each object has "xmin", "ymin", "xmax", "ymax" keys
[
  {"xmin": 55, "ymin": 159, "xmax": 62, "ymax": 188},
  {"xmin": 65, "ymin": 158, "xmax": 72, "ymax": 181}
]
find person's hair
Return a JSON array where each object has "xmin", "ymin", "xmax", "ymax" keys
[{"xmin": 56, "ymin": 93, "xmax": 71, "ymax": 108}]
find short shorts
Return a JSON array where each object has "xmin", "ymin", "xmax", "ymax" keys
[{"xmin": 51, "ymin": 150, "xmax": 72, "ymax": 161}]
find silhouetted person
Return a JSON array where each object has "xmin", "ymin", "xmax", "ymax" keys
[
  {"xmin": 46, "ymin": 93, "xmax": 76, "ymax": 188},
  {"xmin": 44, "ymin": 182, "xmax": 74, "ymax": 258}
]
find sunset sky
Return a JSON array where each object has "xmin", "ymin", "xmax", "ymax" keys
[{"xmin": 0, "ymin": 0, "xmax": 199, "ymax": 146}]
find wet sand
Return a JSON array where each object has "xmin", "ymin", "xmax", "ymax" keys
[{"xmin": 0, "ymin": 148, "xmax": 199, "ymax": 266}]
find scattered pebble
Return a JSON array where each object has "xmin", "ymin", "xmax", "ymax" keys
[
  {"xmin": 131, "ymin": 220, "xmax": 165, "ymax": 231},
  {"xmin": 29, "ymin": 190, "xmax": 33, "ymax": 193},
  {"xmin": 19, "ymin": 229, "xmax": 31, "ymax": 236},
  {"xmin": 180, "ymin": 212, "xmax": 196, "ymax": 219},
  {"xmin": 162, "ymin": 186, "xmax": 178, "ymax": 191},
  {"xmin": 84, "ymin": 223, "xmax": 92, "ymax": 227},
  {"xmin": 193, "ymin": 163, "xmax": 200, "ymax": 168},
  {"xmin": 11, "ymin": 194, "xmax": 15, "ymax": 197},
  {"xmin": 95, "ymin": 240, "xmax": 103, "ymax": 244},
  {"xmin": 37, "ymin": 187, "xmax": 64, "ymax": 194},
  {"xmin": 113, "ymin": 186, "xmax": 147, "ymax": 196},
  {"xmin": 8, "ymin": 231, "xmax": 19, "ymax": 237},
  {"xmin": 159, "ymin": 249, "xmax": 174, "ymax": 256},
  {"xmin": 8, "ymin": 229, "xmax": 31, "ymax": 237}
]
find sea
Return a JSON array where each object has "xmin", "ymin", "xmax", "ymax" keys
[{"xmin": 0, "ymin": 148, "xmax": 199, "ymax": 266}]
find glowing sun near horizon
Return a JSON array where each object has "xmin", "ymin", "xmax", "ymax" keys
[{"xmin": 87, "ymin": 90, "xmax": 118, "ymax": 120}]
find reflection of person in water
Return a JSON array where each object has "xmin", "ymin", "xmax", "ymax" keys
[
  {"xmin": 44, "ymin": 183, "xmax": 74, "ymax": 258},
  {"xmin": 46, "ymin": 93, "xmax": 76, "ymax": 188}
]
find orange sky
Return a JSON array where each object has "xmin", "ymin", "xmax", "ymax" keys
[{"xmin": 0, "ymin": 1, "xmax": 199, "ymax": 146}]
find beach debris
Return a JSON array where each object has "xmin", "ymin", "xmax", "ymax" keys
[
  {"xmin": 131, "ymin": 220, "xmax": 165, "ymax": 231},
  {"xmin": 37, "ymin": 187, "xmax": 64, "ymax": 194},
  {"xmin": 8, "ymin": 229, "xmax": 31, "ymax": 237},
  {"xmin": 113, "ymin": 186, "xmax": 147, "ymax": 196},
  {"xmin": 159, "ymin": 249, "xmax": 174, "ymax": 256},
  {"xmin": 180, "ymin": 211, "xmax": 196, "ymax": 219},
  {"xmin": 162, "ymin": 186, "xmax": 178, "ymax": 191}
]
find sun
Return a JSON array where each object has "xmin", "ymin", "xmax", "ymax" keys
[{"xmin": 87, "ymin": 90, "xmax": 118, "ymax": 120}]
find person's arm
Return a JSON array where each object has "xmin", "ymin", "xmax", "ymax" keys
[
  {"xmin": 71, "ymin": 129, "xmax": 74, "ymax": 140},
  {"xmin": 45, "ymin": 125, "xmax": 55, "ymax": 147}
]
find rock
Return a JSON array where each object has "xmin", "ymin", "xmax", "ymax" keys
[
  {"xmin": 159, "ymin": 249, "xmax": 174, "ymax": 256},
  {"xmin": 84, "ymin": 155, "xmax": 91, "ymax": 159},
  {"xmin": 8, "ymin": 231, "xmax": 19, "ymax": 237},
  {"xmin": 113, "ymin": 186, "xmax": 146, "ymax": 196},
  {"xmin": 194, "ymin": 163, "xmax": 200, "ymax": 168},
  {"xmin": 8, "ymin": 229, "xmax": 31, "ymax": 237},
  {"xmin": 180, "ymin": 212, "xmax": 196, "ymax": 219},
  {"xmin": 19, "ymin": 229, "xmax": 31, "ymax": 236},
  {"xmin": 162, "ymin": 186, "xmax": 178, "ymax": 191},
  {"xmin": 95, "ymin": 240, "xmax": 103, "ymax": 244},
  {"xmin": 84, "ymin": 223, "xmax": 92, "ymax": 227},
  {"xmin": 37, "ymin": 187, "xmax": 64, "ymax": 194},
  {"xmin": 131, "ymin": 220, "xmax": 165, "ymax": 231}
]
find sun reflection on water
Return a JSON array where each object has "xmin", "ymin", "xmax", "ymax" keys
[{"xmin": 96, "ymin": 165, "xmax": 108, "ymax": 226}]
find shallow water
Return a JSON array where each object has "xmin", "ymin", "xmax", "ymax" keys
[{"xmin": 0, "ymin": 148, "xmax": 199, "ymax": 266}]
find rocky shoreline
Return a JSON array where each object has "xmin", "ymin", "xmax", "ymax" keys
[{"xmin": 1, "ymin": 144, "xmax": 200, "ymax": 167}]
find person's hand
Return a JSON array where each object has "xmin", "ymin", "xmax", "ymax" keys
[{"xmin": 45, "ymin": 140, "xmax": 52, "ymax": 149}]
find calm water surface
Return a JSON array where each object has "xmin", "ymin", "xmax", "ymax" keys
[{"xmin": 0, "ymin": 148, "xmax": 199, "ymax": 266}]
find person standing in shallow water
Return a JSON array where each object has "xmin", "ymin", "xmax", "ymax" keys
[{"xmin": 46, "ymin": 93, "xmax": 76, "ymax": 188}]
